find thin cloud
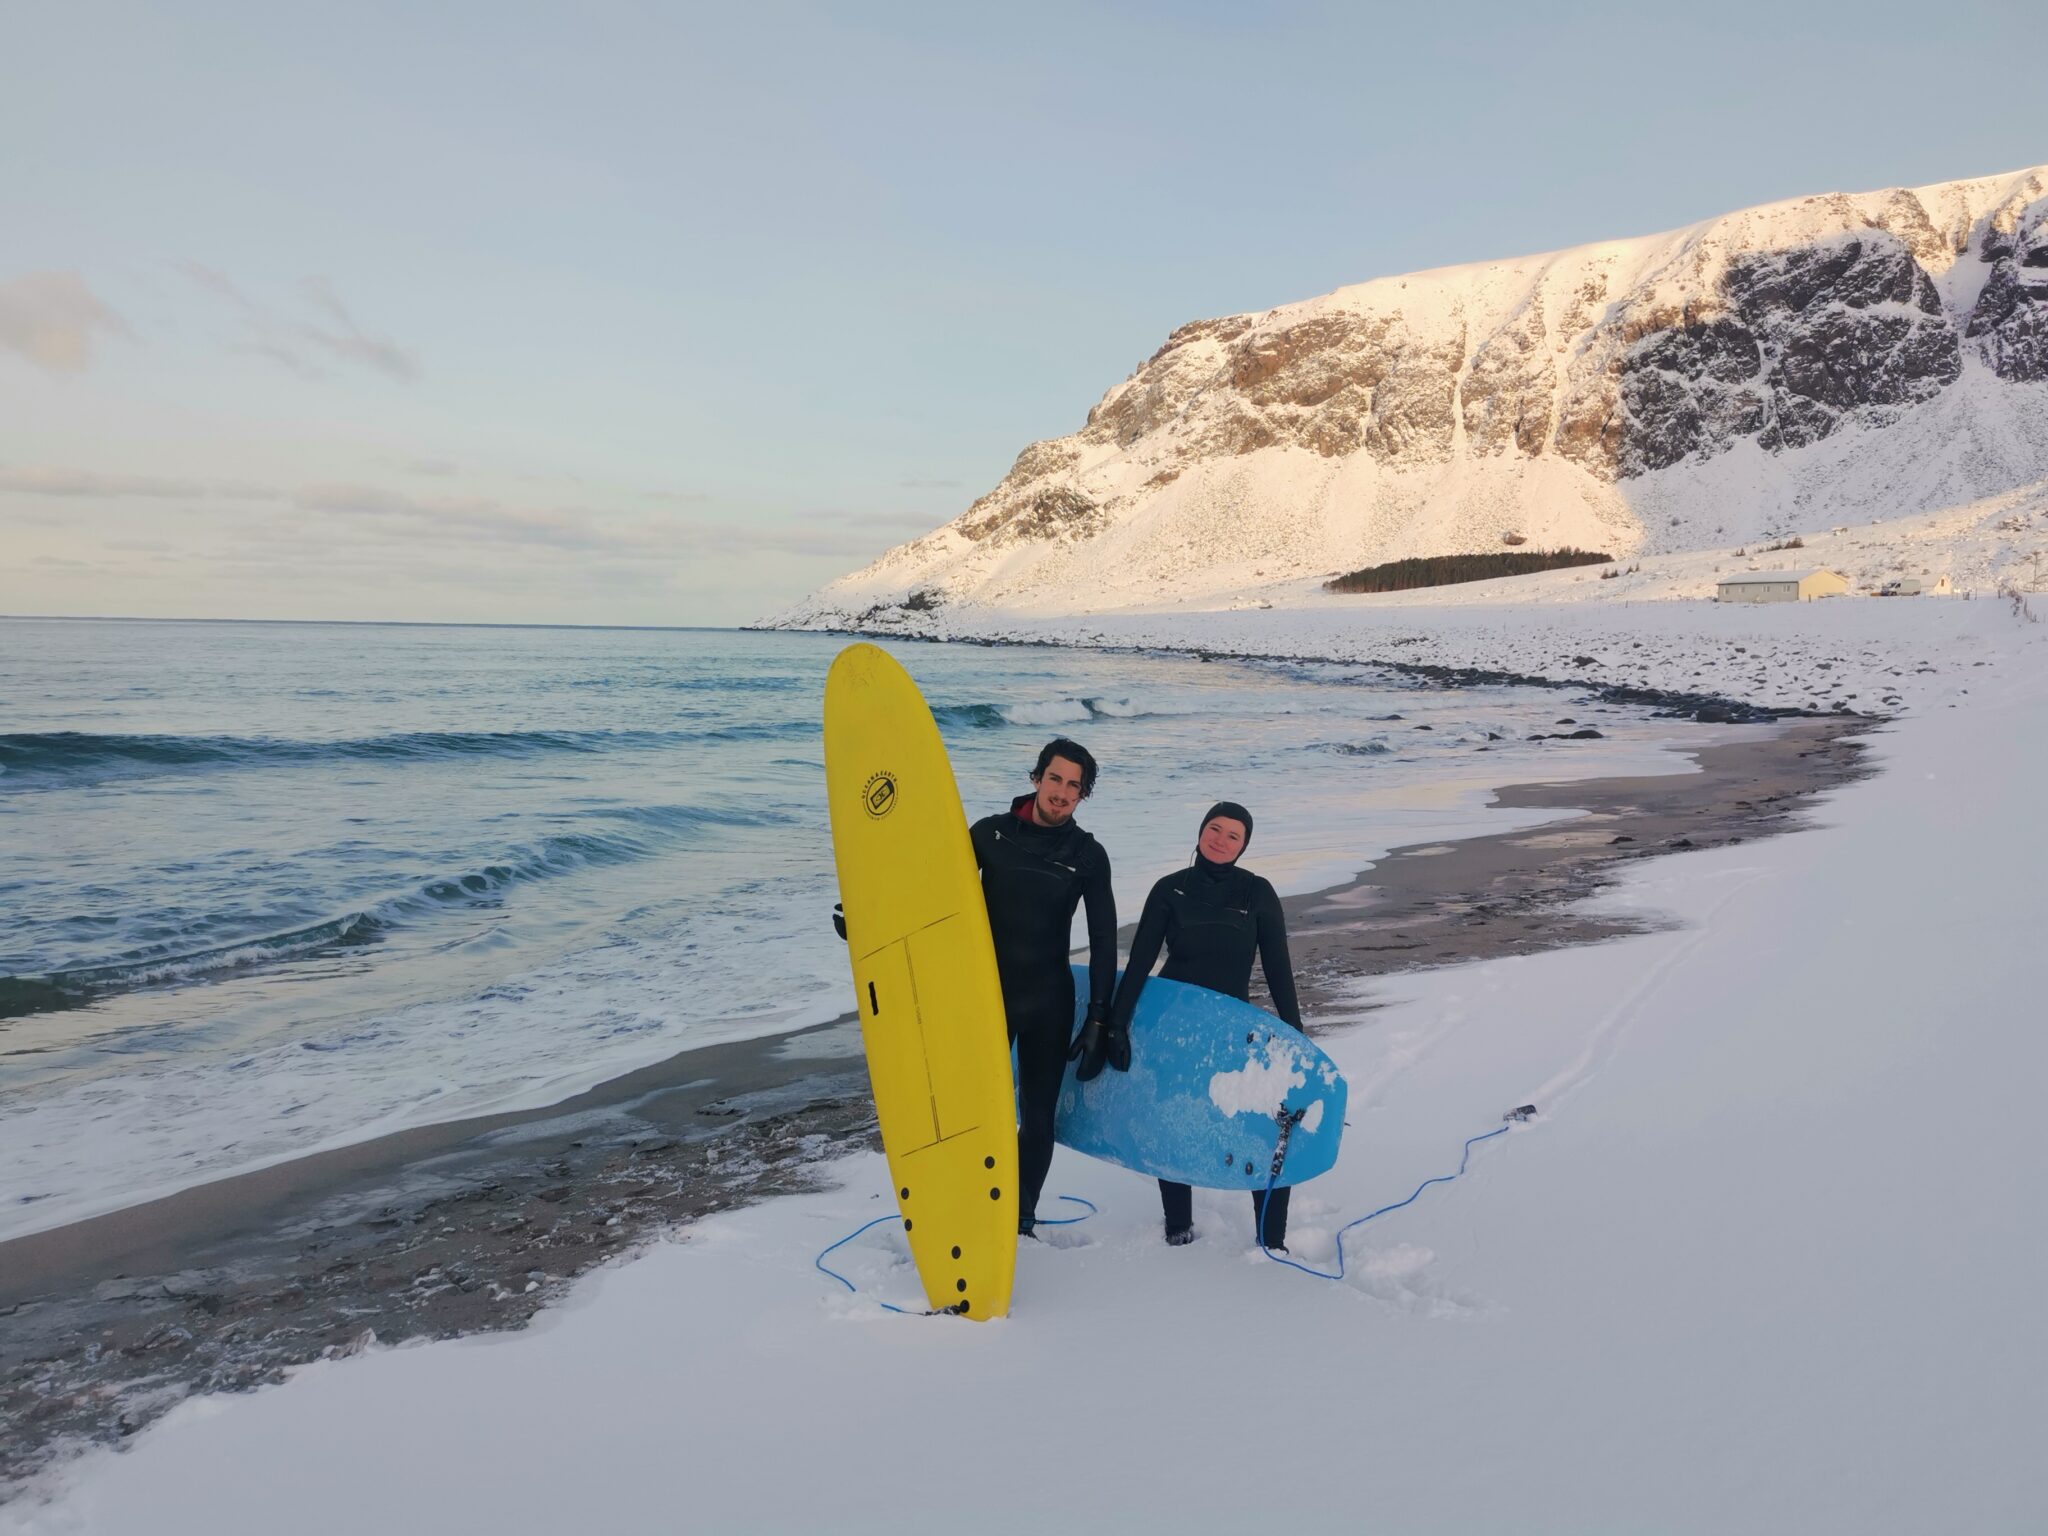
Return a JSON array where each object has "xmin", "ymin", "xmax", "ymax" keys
[
  {"xmin": 176, "ymin": 262, "xmax": 267, "ymax": 320},
  {"xmin": 0, "ymin": 271, "xmax": 131, "ymax": 375},
  {"xmin": 175, "ymin": 262, "xmax": 421, "ymax": 383},
  {"xmin": 298, "ymin": 276, "xmax": 420, "ymax": 382},
  {"xmin": 293, "ymin": 481, "xmax": 667, "ymax": 554},
  {"xmin": 403, "ymin": 457, "xmax": 459, "ymax": 477},
  {"xmin": 6, "ymin": 463, "xmax": 659, "ymax": 557},
  {"xmin": 800, "ymin": 507, "xmax": 942, "ymax": 533},
  {"xmin": 295, "ymin": 482, "xmax": 416, "ymax": 516},
  {"xmin": 4, "ymin": 457, "xmax": 925, "ymax": 568},
  {"xmin": 246, "ymin": 343, "xmax": 323, "ymax": 379},
  {"xmin": 0, "ymin": 467, "xmax": 203, "ymax": 498},
  {"xmin": 0, "ymin": 465, "xmax": 277, "ymax": 500},
  {"xmin": 682, "ymin": 513, "xmax": 935, "ymax": 560}
]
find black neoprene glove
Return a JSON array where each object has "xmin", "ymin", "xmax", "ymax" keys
[
  {"xmin": 832, "ymin": 903, "xmax": 846, "ymax": 941},
  {"xmin": 1103, "ymin": 1017, "xmax": 1131, "ymax": 1073},
  {"xmin": 1069, "ymin": 1010, "xmax": 1111, "ymax": 1081}
]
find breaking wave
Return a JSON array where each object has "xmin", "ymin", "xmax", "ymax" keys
[
  {"xmin": 0, "ymin": 725, "xmax": 816, "ymax": 788},
  {"xmin": 929, "ymin": 696, "xmax": 1188, "ymax": 731},
  {"xmin": 568, "ymin": 674, "xmax": 805, "ymax": 694},
  {"xmin": 0, "ymin": 804, "xmax": 784, "ymax": 1018}
]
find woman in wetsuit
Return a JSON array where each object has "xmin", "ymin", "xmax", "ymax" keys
[{"xmin": 1106, "ymin": 800, "xmax": 1302, "ymax": 1249}]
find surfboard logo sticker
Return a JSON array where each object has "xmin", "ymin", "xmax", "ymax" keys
[{"xmin": 862, "ymin": 770, "xmax": 899, "ymax": 819}]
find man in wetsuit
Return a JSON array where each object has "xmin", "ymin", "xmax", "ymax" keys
[{"xmin": 969, "ymin": 737, "xmax": 1118, "ymax": 1237}]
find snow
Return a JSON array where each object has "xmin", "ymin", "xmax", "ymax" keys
[
  {"xmin": 819, "ymin": 550, "xmax": 2043, "ymax": 724},
  {"xmin": 1205, "ymin": 1041, "xmax": 1305, "ymax": 1119},
  {"xmin": 11, "ymin": 602, "xmax": 2047, "ymax": 1535}
]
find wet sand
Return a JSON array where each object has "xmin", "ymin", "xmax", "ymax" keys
[
  {"xmin": 0, "ymin": 714, "xmax": 1872, "ymax": 1487},
  {"xmin": 1280, "ymin": 716, "xmax": 1871, "ymax": 1010}
]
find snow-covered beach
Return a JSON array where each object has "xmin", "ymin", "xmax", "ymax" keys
[{"xmin": 7, "ymin": 590, "xmax": 2043, "ymax": 1535}]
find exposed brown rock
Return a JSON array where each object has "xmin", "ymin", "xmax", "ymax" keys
[
  {"xmin": 1462, "ymin": 299, "xmax": 1555, "ymax": 457},
  {"xmin": 1146, "ymin": 314, "xmax": 1254, "ymax": 366},
  {"xmin": 957, "ymin": 483, "xmax": 1106, "ymax": 545}
]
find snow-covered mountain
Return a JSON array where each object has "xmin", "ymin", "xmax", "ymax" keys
[{"xmin": 767, "ymin": 164, "xmax": 2048, "ymax": 627}]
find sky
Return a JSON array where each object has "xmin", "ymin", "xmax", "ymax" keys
[{"xmin": 2, "ymin": 0, "xmax": 2043, "ymax": 628}]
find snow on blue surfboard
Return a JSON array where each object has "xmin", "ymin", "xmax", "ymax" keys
[{"xmin": 1053, "ymin": 965, "xmax": 1346, "ymax": 1190}]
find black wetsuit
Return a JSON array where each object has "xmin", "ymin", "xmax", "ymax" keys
[
  {"xmin": 1111, "ymin": 854, "xmax": 1301, "ymax": 1245},
  {"xmin": 970, "ymin": 793, "xmax": 1116, "ymax": 1225}
]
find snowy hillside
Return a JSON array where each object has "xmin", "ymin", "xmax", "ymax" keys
[{"xmin": 770, "ymin": 165, "xmax": 2048, "ymax": 626}]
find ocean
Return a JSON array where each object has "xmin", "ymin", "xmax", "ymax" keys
[{"xmin": 0, "ymin": 618, "xmax": 1705, "ymax": 1238}]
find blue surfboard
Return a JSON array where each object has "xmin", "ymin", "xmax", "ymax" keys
[{"xmin": 1054, "ymin": 965, "xmax": 1346, "ymax": 1190}]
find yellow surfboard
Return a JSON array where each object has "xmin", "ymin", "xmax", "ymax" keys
[{"xmin": 823, "ymin": 643, "xmax": 1017, "ymax": 1319}]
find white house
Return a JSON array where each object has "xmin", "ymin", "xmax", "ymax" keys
[{"xmin": 1715, "ymin": 569, "xmax": 1850, "ymax": 603}]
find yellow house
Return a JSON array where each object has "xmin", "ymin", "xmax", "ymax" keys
[{"xmin": 1715, "ymin": 568, "xmax": 1850, "ymax": 603}]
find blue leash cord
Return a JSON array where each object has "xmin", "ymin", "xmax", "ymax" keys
[
  {"xmin": 815, "ymin": 1195, "xmax": 1098, "ymax": 1314},
  {"xmin": 815, "ymin": 1215, "xmax": 917, "ymax": 1313},
  {"xmin": 1259, "ymin": 1123, "xmax": 1511, "ymax": 1280},
  {"xmin": 1029, "ymin": 1194, "xmax": 1098, "ymax": 1227}
]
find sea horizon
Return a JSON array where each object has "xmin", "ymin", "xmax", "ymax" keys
[{"xmin": 1, "ymin": 612, "xmax": 739, "ymax": 633}]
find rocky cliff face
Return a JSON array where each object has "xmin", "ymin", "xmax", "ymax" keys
[
  {"xmin": 772, "ymin": 165, "xmax": 2048, "ymax": 625},
  {"xmin": 1587, "ymin": 235, "xmax": 1962, "ymax": 473},
  {"xmin": 1968, "ymin": 190, "xmax": 2048, "ymax": 382}
]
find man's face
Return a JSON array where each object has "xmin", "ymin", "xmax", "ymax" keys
[{"xmin": 1033, "ymin": 755, "xmax": 1086, "ymax": 826}]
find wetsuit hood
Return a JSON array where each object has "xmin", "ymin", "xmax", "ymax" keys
[{"xmin": 1196, "ymin": 800, "xmax": 1254, "ymax": 864}]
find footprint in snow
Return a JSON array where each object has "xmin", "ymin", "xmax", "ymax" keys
[
  {"xmin": 1030, "ymin": 1224, "xmax": 1097, "ymax": 1251},
  {"xmin": 1268, "ymin": 1235, "xmax": 1491, "ymax": 1320}
]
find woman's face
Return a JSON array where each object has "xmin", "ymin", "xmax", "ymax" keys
[{"xmin": 1198, "ymin": 816, "xmax": 1248, "ymax": 864}]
